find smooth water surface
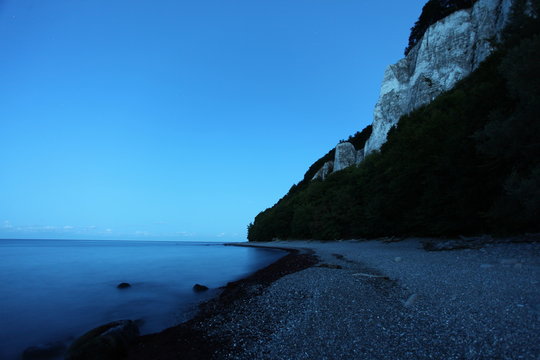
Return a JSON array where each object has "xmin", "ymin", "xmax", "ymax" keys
[{"xmin": 0, "ymin": 239, "xmax": 284, "ymax": 359}]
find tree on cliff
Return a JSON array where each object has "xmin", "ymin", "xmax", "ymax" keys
[{"xmin": 405, "ymin": 0, "xmax": 477, "ymax": 55}]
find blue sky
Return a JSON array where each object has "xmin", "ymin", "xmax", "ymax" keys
[{"xmin": 0, "ymin": 0, "xmax": 425, "ymax": 241}]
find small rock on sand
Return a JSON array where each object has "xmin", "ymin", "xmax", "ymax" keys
[
  {"xmin": 318, "ymin": 263, "xmax": 343, "ymax": 269},
  {"xmin": 404, "ymin": 293, "xmax": 418, "ymax": 308},
  {"xmin": 500, "ymin": 259, "xmax": 518, "ymax": 265}
]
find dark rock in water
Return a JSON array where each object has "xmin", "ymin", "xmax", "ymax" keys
[
  {"xmin": 193, "ymin": 283, "xmax": 209, "ymax": 292},
  {"xmin": 65, "ymin": 320, "xmax": 139, "ymax": 360},
  {"xmin": 117, "ymin": 282, "xmax": 131, "ymax": 289},
  {"xmin": 22, "ymin": 341, "xmax": 66, "ymax": 360}
]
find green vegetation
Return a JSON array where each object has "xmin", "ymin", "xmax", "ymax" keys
[
  {"xmin": 248, "ymin": 0, "xmax": 539, "ymax": 242},
  {"xmin": 286, "ymin": 126, "xmax": 372, "ymax": 197},
  {"xmin": 405, "ymin": 0, "xmax": 477, "ymax": 55}
]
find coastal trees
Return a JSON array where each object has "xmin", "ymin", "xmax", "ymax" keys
[
  {"xmin": 475, "ymin": 31, "xmax": 540, "ymax": 232},
  {"xmin": 247, "ymin": 1, "xmax": 540, "ymax": 242}
]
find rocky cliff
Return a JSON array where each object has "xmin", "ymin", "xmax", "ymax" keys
[
  {"xmin": 311, "ymin": 128, "xmax": 371, "ymax": 180},
  {"xmin": 364, "ymin": 0, "xmax": 513, "ymax": 154},
  {"xmin": 312, "ymin": 143, "xmax": 363, "ymax": 180},
  {"xmin": 312, "ymin": 0, "xmax": 513, "ymax": 178},
  {"xmin": 248, "ymin": 0, "xmax": 539, "ymax": 242}
]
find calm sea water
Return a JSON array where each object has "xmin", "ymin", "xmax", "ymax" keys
[{"xmin": 0, "ymin": 239, "xmax": 284, "ymax": 360}]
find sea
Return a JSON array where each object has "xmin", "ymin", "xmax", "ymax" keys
[{"xmin": 0, "ymin": 239, "xmax": 285, "ymax": 360}]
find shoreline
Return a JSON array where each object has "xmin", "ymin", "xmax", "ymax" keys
[
  {"xmin": 127, "ymin": 244, "xmax": 319, "ymax": 360},
  {"xmin": 126, "ymin": 238, "xmax": 539, "ymax": 360}
]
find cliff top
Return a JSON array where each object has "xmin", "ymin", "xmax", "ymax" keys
[{"xmin": 405, "ymin": 0, "xmax": 477, "ymax": 55}]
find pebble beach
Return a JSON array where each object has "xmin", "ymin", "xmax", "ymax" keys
[{"xmin": 129, "ymin": 238, "xmax": 540, "ymax": 360}]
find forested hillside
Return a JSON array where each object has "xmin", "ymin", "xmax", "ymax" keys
[{"xmin": 248, "ymin": 0, "xmax": 539, "ymax": 242}]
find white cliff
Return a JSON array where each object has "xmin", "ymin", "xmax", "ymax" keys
[
  {"xmin": 355, "ymin": 149, "xmax": 365, "ymax": 165},
  {"xmin": 364, "ymin": 0, "xmax": 513, "ymax": 155},
  {"xmin": 333, "ymin": 142, "xmax": 358, "ymax": 172},
  {"xmin": 312, "ymin": 161, "xmax": 334, "ymax": 181},
  {"xmin": 313, "ymin": 142, "xmax": 364, "ymax": 179}
]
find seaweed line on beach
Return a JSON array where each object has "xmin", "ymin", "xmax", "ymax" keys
[{"xmin": 127, "ymin": 246, "xmax": 319, "ymax": 360}]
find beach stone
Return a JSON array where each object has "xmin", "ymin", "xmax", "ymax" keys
[
  {"xmin": 422, "ymin": 239, "xmax": 483, "ymax": 251},
  {"xmin": 22, "ymin": 341, "xmax": 66, "ymax": 360},
  {"xmin": 193, "ymin": 284, "xmax": 209, "ymax": 292},
  {"xmin": 65, "ymin": 320, "xmax": 139, "ymax": 360},
  {"xmin": 318, "ymin": 263, "xmax": 343, "ymax": 269},
  {"xmin": 116, "ymin": 282, "xmax": 131, "ymax": 289},
  {"xmin": 500, "ymin": 258, "xmax": 518, "ymax": 265},
  {"xmin": 404, "ymin": 293, "xmax": 418, "ymax": 308}
]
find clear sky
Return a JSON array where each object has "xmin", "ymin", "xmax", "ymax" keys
[{"xmin": 0, "ymin": 0, "xmax": 425, "ymax": 241}]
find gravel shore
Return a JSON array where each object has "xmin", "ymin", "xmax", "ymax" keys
[{"xmin": 131, "ymin": 239, "xmax": 539, "ymax": 360}]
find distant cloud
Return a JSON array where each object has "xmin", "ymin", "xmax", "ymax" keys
[
  {"xmin": 0, "ymin": 223, "xmax": 59, "ymax": 233},
  {"xmin": 176, "ymin": 231, "xmax": 194, "ymax": 237},
  {"xmin": 0, "ymin": 222, "xmax": 105, "ymax": 236},
  {"xmin": 216, "ymin": 232, "xmax": 226, "ymax": 238},
  {"xmin": 0, "ymin": 221, "xmax": 209, "ymax": 240}
]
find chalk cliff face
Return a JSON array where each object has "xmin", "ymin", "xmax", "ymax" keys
[
  {"xmin": 364, "ymin": 0, "xmax": 513, "ymax": 154},
  {"xmin": 333, "ymin": 143, "xmax": 358, "ymax": 172},
  {"xmin": 312, "ymin": 161, "xmax": 334, "ymax": 181},
  {"xmin": 313, "ymin": 144, "xmax": 365, "ymax": 180},
  {"xmin": 310, "ymin": 0, "xmax": 514, "ymax": 179}
]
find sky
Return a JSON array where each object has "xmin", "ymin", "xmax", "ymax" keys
[{"xmin": 0, "ymin": 0, "xmax": 425, "ymax": 241}]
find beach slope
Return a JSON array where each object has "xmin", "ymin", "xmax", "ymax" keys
[{"xmin": 129, "ymin": 239, "xmax": 539, "ymax": 359}]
